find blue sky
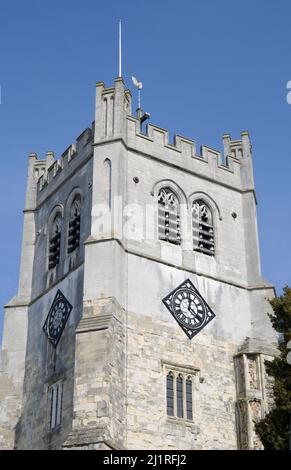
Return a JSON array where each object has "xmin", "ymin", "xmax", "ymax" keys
[{"xmin": 0, "ymin": 0, "xmax": 291, "ymax": 339}]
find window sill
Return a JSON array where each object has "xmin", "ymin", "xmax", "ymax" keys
[
  {"xmin": 166, "ymin": 415, "xmax": 194, "ymax": 425},
  {"xmin": 166, "ymin": 416, "xmax": 200, "ymax": 435},
  {"xmin": 46, "ymin": 424, "xmax": 62, "ymax": 437}
]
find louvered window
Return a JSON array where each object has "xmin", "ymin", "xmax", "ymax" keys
[
  {"xmin": 48, "ymin": 215, "xmax": 62, "ymax": 269},
  {"xmin": 67, "ymin": 198, "xmax": 81, "ymax": 254},
  {"xmin": 192, "ymin": 200, "xmax": 215, "ymax": 256},
  {"xmin": 158, "ymin": 188, "xmax": 181, "ymax": 245}
]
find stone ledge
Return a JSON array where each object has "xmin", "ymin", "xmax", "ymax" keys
[
  {"xmin": 62, "ymin": 427, "xmax": 120, "ymax": 449},
  {"xmin": 236, "ymin": 337, "xmax": 279, "ymax": 357},
  {"xmin": 76, "ymin": 313, "xmax": 113, "ymax": 333}
]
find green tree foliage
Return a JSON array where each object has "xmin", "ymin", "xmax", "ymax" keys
[{"xmin": 255, "ymin": 286, "xmax": 291, "ymax": 450}]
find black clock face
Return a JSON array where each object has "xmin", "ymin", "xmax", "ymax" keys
[
  {"xmin": 162, "ymin": 279, "xmax": 216, "ymax": 339},
  {"xmin": 43, "ymin": 290, "xmax": 73, "ymax": 347},
  {"xmin": 172, "ymin": 288, "xmax": 207, "ymax": 329},
  {"xmin": 48, "ymin": 301, "xmax": 67, "ymax": 339}
]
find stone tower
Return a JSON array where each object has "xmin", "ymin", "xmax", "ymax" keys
[{"xmin": 0, "ymin": 77, "xmax": 277, "ymax": 450}]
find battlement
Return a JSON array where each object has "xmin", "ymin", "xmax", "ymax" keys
[
  {"xmin": 28, "ymin": 78, "xmax": 254, "ymax": 196},
  {"xmin": 127, "ymin": 114, "xmax": 249, "ymax": 164},
  {"xmin": 35, "ymin": 125, "xmax": 94, "ymax": 193},
  {"xmin": 95, "ymin": 79, "xmax": 251, "ymax": 172},
  {"xmin": 94, "ymin": 78, "xmax": 253, "ymax": 190},
  {"xmin": 126, "ymin": 111, "xmax": 253, "ymax": 190}
]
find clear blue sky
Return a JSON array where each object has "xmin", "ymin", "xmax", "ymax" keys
[{"xmin": 1, "ymin": 0, "xmax": 290, "ymax": 340}]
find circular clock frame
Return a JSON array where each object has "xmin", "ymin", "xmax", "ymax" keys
[
  {"xmin": 48, "ymin": 301, "xmax": 67, "ymax": 339},
  {"xmin": 172, "ymin": 287, "xmax": 207, "ymax": 330}
]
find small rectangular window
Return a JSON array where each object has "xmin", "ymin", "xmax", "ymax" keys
[
  {"xmin": 50, "ymin": 381, "xmax": 63, "ymax": 430},
  {"xmin": 165, "ymin": 367, "xmax": 196, "ymax": 422}
]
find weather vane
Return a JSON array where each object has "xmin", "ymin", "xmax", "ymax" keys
[
  {"xmin": 131, "ymin": 75, "xmax": 150, "ymax": 124},
  {"xmin": 132, "ymin": 76, "xmax": 142, "ymax": 109}
]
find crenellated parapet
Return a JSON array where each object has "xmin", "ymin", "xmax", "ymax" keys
[
  {"xmin": 29, "ymin": 78, "xmax": 254, "ymax": 196},
  {"xmin": 35, "ymin": 126, "xmax": 94, "ymax": 194},
  {"xmin": 126, "ymin": 112, "xmax": 254, "ymax": 191},
  {"xmin": 127, "ymin": 114, "xmax": 249, "ymax": 162}
]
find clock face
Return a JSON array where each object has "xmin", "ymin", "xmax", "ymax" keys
[
  {"xmin": 43, "ymin": 290, "xmax": 73, "ymax": 347},
  {"xmin": 172, "ymin": 288, "xmax": 207, "ymax": 329},
  {"xmin": 162, "ymin": 279, "xmax": 216, "ymax": 339}
]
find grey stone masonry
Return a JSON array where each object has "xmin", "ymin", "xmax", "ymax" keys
[{"xmin": 0, "ymin": 76, "xmax": 277, "ymax": 449}]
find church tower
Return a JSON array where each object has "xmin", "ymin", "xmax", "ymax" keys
[{"xmin": 0, "ymin": 76, "xmax": 277, "ymax": 450}]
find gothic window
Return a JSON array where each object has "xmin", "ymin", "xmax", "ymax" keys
[
  {"xmin": 48, "ymin": 214, "xmax": 62, "ymax": 269},
  {"xmin": 186, "ymin": 377, "xmax": 193, "ymax": 420},
  {"xmin": 158, "ymin": 188, "xmax": 181, "ymax": 245},
  {"xmin": 166, "ymin": 370, "xmax": 194, "ymax": 421},
  {"xmin": 67, "ymin": 197, "xmax": 81, "ymax": 254},
  {"xmin": 49, "ymin": 380, "xmax": 63, "ymax": 430},
  {"xmin": 192, "ymin": 200, "xmax": 214, "ymax": 256},
  {"xmin": 166, "ymin": 372, "xmax": 174, "ymax": 416},
  {"xmin": 176, "ymin": 374, "xmax": 184, "ymax": 418}
]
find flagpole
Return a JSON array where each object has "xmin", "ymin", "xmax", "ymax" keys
[{"xmin": 118, "ymin": 19, "xmax": 122, "ymax": 77}]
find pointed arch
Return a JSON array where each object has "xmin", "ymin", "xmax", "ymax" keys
[
  {"xmin": 151, "ymin": 179, "xmax": 188, "ymax": 208},
  {"xmin": 189, "ymin": 191, "xmax": 222, "ymax": 220}
]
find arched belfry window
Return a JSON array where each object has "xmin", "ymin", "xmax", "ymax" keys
[
  {"xmin": 192, "ymin": 200, "xmax": 214, "ymax": 256},
  {"xmin": 48, "ymin": 214, "xmax": 62, "ymax": 269},
  {"xmin": 67, "ymin": 196, "xmax": 81, "ymax": 254},
  {"xmin": 158, "ymin": 188, "xmax": 181, "ymax": 245}
]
